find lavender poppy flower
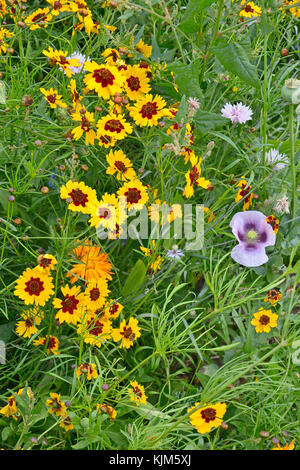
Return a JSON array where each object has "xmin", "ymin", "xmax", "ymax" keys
[{"xmin": 230, "ymin": 211, "xmax": 276, "ymax": 267}]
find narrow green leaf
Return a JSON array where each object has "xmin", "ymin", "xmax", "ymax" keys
[{"xmin": 121, "ymin": 259, "xmax": 147, "ymax": 296}]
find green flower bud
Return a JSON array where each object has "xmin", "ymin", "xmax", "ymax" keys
[{"xmin": 281, "ymin": 78, "xmax": 300, "ymax": 105}]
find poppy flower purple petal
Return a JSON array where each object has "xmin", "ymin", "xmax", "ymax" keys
[{"xmin": 230, "ymin": 210, "xmax": 276, "ymax": 267}]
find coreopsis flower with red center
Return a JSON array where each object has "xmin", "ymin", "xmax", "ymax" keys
[
  {"xmin": 76, "ymin": 362, "xmax": 98, "ymax": 380},
  {"xmin": 42, "ymin": 47, "xmax": 81, "ymax": 77},
  {"xmin": 104, "ymin": 300, "xmax": 124, "ymax": 320},
  {"xmin": 138, "ymin": 61, "xmax": 153, "ymax": 79},
  {"xmin": 59, "ymin": 412, "xmax": 74, "ymax": 431},
  {"xmin": 122, "ymin": 65, "xmax": 151, "ymax": 101},
  {"xmin": 83, "ymin": 61, "xmax": 124, "ymax": 99},
  {"xmin": 264, "ymin": 289, "xmax": 282, "ymax": 306},
  {"xmin": 106, "ymin": 149, "xmax": 136, "ymax": 181},
  {"xmin": 60, "ymin": 180, "xmax": 98, "ymax": 214},
  {"xmin": 14, "ymin": 268, "xmax": 54, "ymax": 306},
  {"xmin": 71, "ymin": 107, "xmax": 97, "ymax": 145},
  {"xmin": 102, "ymin": 48, "xmax": 121, "ymax": 65},
  {"xmin": 88, "ymin": 193, "xmax": 119, "ymax": 231},
  {"xmin": 266, "ymin": 215, "xmax": 279, "ymax": 235},
  {"xmin": 97, "ymin": 403, "xmax": 117, "ymax": 421},
  {"xmin": 81, "ymin": 279, "xmax": 110, "ymax": 311},
  {"xmin": 129, "ymin": 94, "xmax": 171, "ymax": 127},
  {"xmin": 98, "ymin": 134, "xmax": 117, "ymax": 148},
  {"xmin": 118, "ymin": 179, "xmax": 149, "ymax": 210},
  {"xmin": 239, "ymin": 1, "xmax": 262, "ymax": 17},
  {"xmin": 140, "ymin": 241, "xmax": 164, "ymax": 273},
  {"xmin": 33, "ymin": 335, "xmax": 60, "ymax": 354},
  {"xmin": 46, "ymin": 0, "xmax": 71, "ymax": 16},
  {"xmin": 53, "ymin": 285, "xmax": 84, "ymax": 325},
  {"xmin": 128, "ymin": 381, "xmax": 147, "ymax": 407},
  {"xmin": 0, "ymin": 28, "xmax": 14, "ymax": 55},
  {"xmin": 40, "ymin": 88, "xmax": 67, "ymax": 109},
  {"xmin": 35, "ymin": 254, "xmax": 57, "ymax": 273},
  {"xmin": 16, "ymin": 308, "xmax": 43, "ymax": 338},
  {"xmin": 188, "ymin": 402, "xmax": 227, "ymax": 434},
  {"xmin": 235, "ymin": 177, "xmax": 253, "ymax": 210},
  {"xmin": 273, "ymin": 439, "xmax": 296, "ymax": 450},
  {"xmin": 67, "ymin": 240, "xmax": 113, "ymax": 283},
  {"xmin": 134, "ymin": 38, "xmax": 152, "ymax": 58},
  {"xmin": 25, "ymin": 8, "xmax": 52, "ymax": 30},
  {"xmin": 77, "ymin": 314, "xmax": 112, "ymax": 347},
  {"xmin": 0, "ymin": 388, "xmax": 33, "ymax": 420},
  {"xmin": 111, "ymin": 317, "xmax": 141, "ymax": 349},
  {"xmin": 183, "ymin": 154, "xmax": 211, "ymax": 198},
  {"xmin": 280, "ymin": 1, "xmax": 300, "ymax": 18},
  {"xmin": 46, "ymin": 393, "xmax": 67, "ymax": 416},
  {"xmin": 68, "ymin": 79, "xmax": 82, "ymax": 105},
  {"xmin": 97, "ymin": 113, "xmax": 133, "ymax": 141},
  {"xmin": 251, "ymin": 308, "xmax": 278, "ymax": 333}
]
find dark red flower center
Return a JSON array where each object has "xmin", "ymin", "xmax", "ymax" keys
[
  {"xmin": 32, "ymin": 13, "xmax": 47, "ymax": 23},
  {"xmin": 89, "ymin": 287, "xmax": 100, "ymax": 301},
  {"xmin": 61, "ymin": 294, "xmax": 79, "ymax": 314},
  {"xmin": 121, "ymin": 326, "xmax": 133, "ymax": 339},
  {"xmin": 54, "ymin": 1, "xmax": 62, "ymax": 9},
  {"xmin": 25, "ymin": 277, "xmax": 44, "ymax": 296},
  {"xmin": 140, "ymin": 102, "xmax": 158, "ymax": 119},
  {"xmin": 124, "ymin": 187, "xmax": 141, "ymax": 204},
  {"xmin": 93, "ymin": 68, "xmax": 115, "ymax": 87},
  {"xmin": 87, "ymin": 319, "xmax": 105, "ymax": 336},
  {"xmin": 133, "ymin": 386, "xmax": 142, "ymax": 398},
  {"xmin": 25, "ymin": 317, "xmax": 34, "ymax": 328},
  {"xmin": 43, "ymin": 336, "xmax": 56, "ymax": 350},
  {"xmin": 69, "ymin": 188, "xmax": 88, "ymax": 206},
  {"xmin": 259, "ymin": 315, "xmax": 270, "ymax": 325},
  {"xmin": 104, "ymin": 119, "xmax": 124, "ymax": 134},
  {"xmin": 47, "ymin": 94, "xmax": 57, "ymax": 104},
  {"xmin": 243, "ymin": 4, "xmax": 254, "ymax": 13},
  {"xmin": 114, "ymin": 160, "xmax": 127, "ymax": 172},
  {"xmin": 127, "ymin": 75, "xmax": 141, "ymax": 91},
  {"xmin": 109, "ymin": 303, "xmax": 119, "ymax": 315},
  {"xmin": 39, "ymin": 257, "xmax": 52, "ymax": 268},
  {"xmin": 189, "ymin": 166, "xmax": 199, "ymax": 185},
  {"xmin": 201, "ymin": 407, "xmax": 217, "ymax": 423}
]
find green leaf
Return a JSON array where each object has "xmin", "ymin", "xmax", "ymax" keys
[
  {"xmin": 0, "ymin": 321, "xmax": 15, "ymax": 343},
  {"xmin": 212, "ymin": 40, "xmax": 260, "ymax": 88},
  {"xmin": 169, "ymin": 61, "xmax": 203, "ymax": 102},
  {"xmin": 194, "ymin": 110, "xmax": 226, "ymax": 132},
  {"xmin": 179, "ymin": 0, "xmax": 216, "ymax": 33},
  {"xmin": 0, "ymin": 81, "xmax": 6, "ymax": 104},
  {"xmin": 121, "ymin": 259, "xmax": 147, "ymax": 296}
]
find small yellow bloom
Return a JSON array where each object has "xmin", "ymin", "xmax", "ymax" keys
[
  {"xmin": 128, "ymin": 381, "xmax": 147, "ymax": 406},
  {"xmin": 111, "ymin": 317, "xmax": 141, "ymax": 349},
  {"xmin": 76, "ymin": 362, "xmax": 98, "ymax": 380},
  {"xmin": 251, "ymin": 307, "xmax": 278, "ymax": 333},
  {"xmin": 188, "ymin": 402, "xmax": 227, "ymax": 434}
]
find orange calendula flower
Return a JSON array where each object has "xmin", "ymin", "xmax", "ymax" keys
[
  {"xmin": 264, "ymin": 289, "xmax": 282, "ymax": 306},
  {"xmin": 111, "ymin": 317, "xmax": 141, "ymax": 349},
  {"xmin": 273, "ymin": 439, "xmax": 296, "ymax": 450},
  {"xmin": 71, "ymin": 107, "xmax": 97, "ymax": 145},
  {"xmin": 76, "ymin": 362, "xmax": 98, "ymax": 380},
  {"xmin": 83, "ymin": 61, "xmax": 124, "ymax": 99},
  {"xmin": 183, "ymin": 154, "xmax": 210, "ymax": 198},
  {"xmin": 128, "ymin": 381, "xmax": 147, "ymax": 407},
  {"xmin": 235, "ymin": 177, "xmax": 253, "ymax": 211},
  {"xmin": 68, "ymin": 240, "xmax": 113, "ymax": 283},
  {"xmin": 118, "ymin": 179, "xmax": 149, "ymax": 210},
  {"xmin": 14, "ymin": 268, "xmax": 54, "ymax": 306},
  {"xmin": 97, "ymin": 113, "xmax": 133, "ymax": 141},
  {"xmin": 266, "ymin": 215, "xmax": 279, "ymax": 235},
  {"xmin": 251, "ymin": 307, "xmax": 278, "ymax": 333},
  {"xmin": 53, "ymin": 284, "xmax": 84, "ymax": 325},
  {"xmin": 25, "ymin": 7, "xmax": 52, "ymax": 30},
  {"xmin": 46, "ymin": 393, "xmax": 66, "ymax": 416},
  {"xmin": 239, "ymin": 1, "xmax": 262, "ymax": 17},
  {"xmin": 106, "ymin": 149, "xmax": 136, "ymax": 181},
  {"xmin": 129, "ymin": 94, "xmax": 171, "ymax": 127},
  {"xmin": 60, "ymin": 180, "xmax": 98, "ymax": 214},
  {"xmin": 188, "ymin": 402, "xmax": 227, "ymax": 434},
  {"xmin": 77, "ymin": 314, "xmax": 112, "ymax": 347},
  {"xmin": 97, "ymin": 403, "xmax": 117, "ymax": 421}
]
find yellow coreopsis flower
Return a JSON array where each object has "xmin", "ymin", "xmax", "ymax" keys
[
  {"xmin": 97, "ymin": 113, "xmax": 133, "ymax": 141},
  {"xmin": 183, "ymin": 154, "xmax": 210, "ymax": 198},
  {"xmin": 33, "ymin": 335, "xmax": 60, "ymax": 355},
  {"xmin": 134, "ymin": 39, "xmax": 152, "ymax": 58},
  {"xmin": 16, "ymin": 308, "xmax": 43, "ymax": 338},
  {"xmin": 14, "ymin": 268, "xmax": 54, "ymax": 307},
  {"xmin": 111, "ymin": 317, "xmax": 141, "ymax": 349},
  {"xmin": 251, "ymin": 308, "xmax": 278, "ymax": 333},
  {"xmin": 25, "ymin": 8, "xmax": 52, "ymax": 30},
  {"xmin": 129, "ymin": 94, "xmax": 171, "ymax": 127},
  {"xmin": 53, "ymin": 285, "xmax": 84, "ymax": 325},
  {"xmin": 71, "ymin": 107, "xmax": 97, "ymax": 145},
  {"xmin": 122, "ymin": 64, "xmax": 151, "ymax": 101},
  {"xmin": 60, "ymin": 180, "xmax": 98, "ymax": 214},
  {"xmin": 239, "ymin": 1, "xmax": 262, "ymax": 17},
  {"xmin": 83, "ymin": 61, "xmax": 124, "ymax": 99},
  {"xmin": 40, "ymin": 88, "xmax": 67, "ymax": 109},
  {"xmin": 77, "ymin": 314, "xmax": 112, "ymax": 347},
  {"xmin": 76, "ymin": 362, "xmax": 98, "ymax": 380},
  {"xmin": 106, "ymin": 149, "xmax": 136, "ymax": 181},
  {"xmin": 46, "ymin": 393, "xmax": 66, "ymax": 416},
  {"xmin": 128, "ymin": 381, "xmax": 147, "ymax": 406},
  {"xmin": 188, "ymin": 402, "xmax": 227, "ymax": 434}
]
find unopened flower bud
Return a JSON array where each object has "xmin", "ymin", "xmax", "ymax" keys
[
  {"xmin": 260, "ymin": 430, "xmax": 269, "ymax": 438},
  {"xmin": 8, "ymin": 195, "xmax": 15, "ymax": 202},
  {"xmin": 102, "ymin": 384, "xmax": 109, "ymax": 391},
  {"xmin": 35, "ymin": 139, "xmax": 42, "ymax": 147},
  {"xmin": 41, "ymin": 186, "xmax": 49, "ymax": 194},
  {"xmin": 280, "ymin": 48, "xmax": 289, "ymax": 57},
  {"xmin": 14, "ymin": 218, "xmax": 22, "ymax": 225},
  {"xmin": 22, "ymin": 95, "xmax": 34, "ymax": 107},
  {"xmin": 281, "ymin": 78, "xmax": 300, "ymax": 104}
]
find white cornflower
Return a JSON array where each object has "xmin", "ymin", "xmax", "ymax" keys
[
  {"xmin": 221, "ymin": 102, "xmax": 253, "ymax": 124},
  {"xmin": 60, "ymin": 51, "xmax": 90, "ymax": 75},
  {"xmin": 166, "ymin": 245, "xmax": 184, "ymax": 260},
  {"xmin": 265, "ymin": 148, "xmax": 288, "ymax": 171}
]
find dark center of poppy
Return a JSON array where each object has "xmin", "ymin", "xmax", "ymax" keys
[
  {"xmin": 93, "ymin": 68, "xmax": 114, "ymax": 87},
  {"xmin": 140, "ymin": 102, "xmax": 158, "ymax": 119},
  {"xmin": 200, "ymin": 407, "xmax": 217, "ymax": 423},
  {"xmin": 25, "ymin": 277, "xmax": 44, "ymax": 296}
]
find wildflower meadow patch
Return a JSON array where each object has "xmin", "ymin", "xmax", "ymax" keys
[{"xmin": 0, "ymin": 0, "xmax": 299, "ymax": 453}]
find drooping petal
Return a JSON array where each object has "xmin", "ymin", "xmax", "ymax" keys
[{"xmin": 231, "ymin": 243, "xmax": 269, "ymax": 267}]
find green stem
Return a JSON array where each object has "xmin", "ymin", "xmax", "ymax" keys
[
  {"xmin": 200, "ymin": 0, "xmax": 224, "ymax": 83},
  {"xmin": 289, "ymin": 104, "xmax": 296, "ymax": 221}
]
